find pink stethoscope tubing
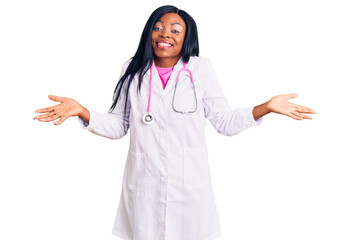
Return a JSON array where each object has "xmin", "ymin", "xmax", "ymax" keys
[{"xmin": 142, "ymin": 59, "xmax": 197, "ymax": 124}]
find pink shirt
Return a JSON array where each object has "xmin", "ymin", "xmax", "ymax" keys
[{"xmin": 155, "ymin": 66, "xmax": 174, "ymax": 89}]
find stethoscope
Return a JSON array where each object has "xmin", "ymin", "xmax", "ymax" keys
[{"xmin": 142, "ymin": 59, "xmax": 198, "ymax": 125}]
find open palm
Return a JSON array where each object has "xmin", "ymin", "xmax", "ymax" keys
[
  {"xmin": 34, "ymin": 95, "xmax": 83, "ymax": 125},
  {"xmin": 267, "ymin": 93, "xmax": 316, "ymax": 120}
]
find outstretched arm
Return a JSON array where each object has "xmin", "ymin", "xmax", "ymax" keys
[
  {"xmin": 253, "ymin": 93, "xmax": 316, "ymax": 121},
  {"xmin": 34, "ymin": 94, "xmax": 130, "ymax": 140}
]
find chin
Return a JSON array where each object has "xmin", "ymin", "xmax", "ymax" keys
[{"xmin": 154, "ymin": 53, "xmax": 174, "ymax": 59}]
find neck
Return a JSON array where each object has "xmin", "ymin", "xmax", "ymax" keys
[{"xmin": 154, "ymin": 56, "xmax": 181, "ymax": 68}]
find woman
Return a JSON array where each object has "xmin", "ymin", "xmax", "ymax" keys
[{"xmin": 34, "ymin": 5, "xmax": 316, "ymax": 240}]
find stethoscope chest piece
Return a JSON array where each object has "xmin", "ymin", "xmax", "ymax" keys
[{"xmin": 142, "ymin": 113, "xmax": 154, "ymax": 124}]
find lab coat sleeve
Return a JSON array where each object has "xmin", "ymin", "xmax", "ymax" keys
[
  {"xmin": 202, "ymin": 59, "xmax": 263, "ymax": 136},
  {"xmin": 77, "ymin": 60, "xmax": 131, "ymax": 139}
]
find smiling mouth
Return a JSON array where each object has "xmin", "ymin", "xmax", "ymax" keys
[{"xmin": 156, "ymin": 42, "xmax": 173, "ymax": 48}]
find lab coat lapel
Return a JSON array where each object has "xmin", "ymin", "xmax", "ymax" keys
[
  {"xmin": 144, "ymin": 57, "xmax": 185, "ymax": 98},
  {"xmin": 152, "ymin": 63, "xmax": 165, "ymax": 96},
  {"xmin": 163, "ymin": 57, "xmax": 184, "ymax": 96},
  {"xmin": 144, "ymin": 60, "xmax": 165, "ymax": 98}
]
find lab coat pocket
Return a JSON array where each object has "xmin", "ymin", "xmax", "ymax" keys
[
  {"xmin": 183, "ymin": 146, "xmax": 210, "ymax": 189},
  {"xmin": 124, "ymin": 150, "xmax": 146, "ymax": 193}
]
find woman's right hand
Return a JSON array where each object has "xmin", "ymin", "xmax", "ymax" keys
[{"xmin": 34, "ymin": 95, "xmax": 84, "ymax": 125}]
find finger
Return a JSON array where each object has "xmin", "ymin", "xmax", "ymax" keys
[
  {"xmin": 53, "ymin": 115, "xmax": 68, "ymax": 125},
  {"xmin": 295, "ymin": 104, "xmax": 316, "ymax": 114},
  {"xmin": 34, "ymin": 111, "xmax": 55, "ymax": 120},
  {"xmin": 291, "ymin": 111, "xmax": 312, "ymax": 120},
  {"xmin": 285, "ymin": 111, "xmax": 300, "ymax": 120},
  {"xmin": 48, "ymin": 95, "xmax": 65, "ymax": 102},
  {"xmin": 285, "ymin": 93, "xmax": 298, "ymax": 99},
  {"xmin": 34, "ymin": 106, "xmax": 55, "ymax": 113},
  {"xmin": 290, "ymin": 111, "xmax": 303, "ymax": 120},
  {"xmin": 38, "ymin": 114, "xmax": 60, "ymax": 122},
  {"xmin": 37, "ymin": 113, "xmax": 59, "ymax": 122},
  {"xmin": 296, "ymin": 112, "xmax": 313, "ymax": 119}
]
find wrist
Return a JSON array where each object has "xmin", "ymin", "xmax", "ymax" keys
[
  {"xmin": 78, "ymin": 105, "xmax": 86, "ymax": 118},
  {"xmin": 78, "ymin": 105, "xmax": 90, "ymax": 123},
  {"xmin": 265, "ymin": 100, "xmax": 273, "ymax": 113},
  {"xmin": 253, "ymin": 101, "xmax": 271, "ymax": 121}
]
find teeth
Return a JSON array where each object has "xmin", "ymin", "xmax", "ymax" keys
[{"xmin": 158, "ymin": 42, "xmax": 171, "ymax": 47}]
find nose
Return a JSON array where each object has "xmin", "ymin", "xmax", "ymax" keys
[{"xmin": 160, "ymin": 28, "xmax": 171, "ymax": 38}]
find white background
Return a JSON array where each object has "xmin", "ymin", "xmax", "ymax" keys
[{"xmin": 1, "ymin": 0, "xmax": 349, "ymax": 239}]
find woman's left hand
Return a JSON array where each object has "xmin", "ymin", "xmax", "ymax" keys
[{"xmin": 267, "ymin": 93, "xmax": 316, "ymax": 120}]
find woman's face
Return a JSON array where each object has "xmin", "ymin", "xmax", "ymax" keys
[{"xmin": 151, "ymin": 13, "xmax": 186, "ymax": 66}]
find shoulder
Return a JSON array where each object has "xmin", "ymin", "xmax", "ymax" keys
[
  {"xmin": 188, "ymin": 56, "xmax": 215, "ymax": 73},
  {"xmin": 188, "ymin": 56, "xmax": 211, "ymax": 66}
]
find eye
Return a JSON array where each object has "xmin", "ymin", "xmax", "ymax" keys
[
  {"xmin": 171, "ymin": 30, "xmax": 180, "ymax": 34},
  {"xmin": 153, "ymin": 26, "xmax": 162, "ymax": 31}
]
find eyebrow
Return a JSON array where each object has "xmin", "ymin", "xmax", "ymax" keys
[{"xmin": 157, "ymin": 20, "xmax": 183, "ymax": 26}]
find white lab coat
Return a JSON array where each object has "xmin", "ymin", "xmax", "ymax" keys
[{"xmin": 79, "ymin": 56, "xmax": 263, "ymax": 240}]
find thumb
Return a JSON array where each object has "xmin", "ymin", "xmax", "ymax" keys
[
  {"xmin": 285, "ymin": 93, "xmax": 298, "ymax": 99},
  {"xmin": 48, "ymin": 95, "xmax": 64, "ymax": 102}
]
